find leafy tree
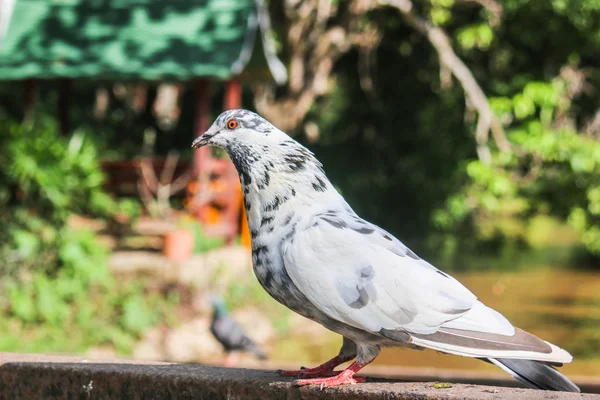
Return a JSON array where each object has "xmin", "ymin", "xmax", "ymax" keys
[{"xmin": 259, "ymin": 0, "xmax": 600, "ymax": 266}]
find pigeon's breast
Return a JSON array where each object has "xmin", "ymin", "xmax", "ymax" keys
[
  {"xmin": 251, "ymin": 234, "xmax": 317, "ymax": 320},
  {"xmin": 248, "ymin": 209, "xmax": 398, "ymax": 346}
]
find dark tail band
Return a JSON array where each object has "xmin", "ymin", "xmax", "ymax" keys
[{"xmin": 489, "ymin": 358, "xmax": 580, "ymax": 393}]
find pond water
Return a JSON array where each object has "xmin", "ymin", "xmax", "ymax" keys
[{"xmin": 275, "ymin": 268, "xmax": 600, "ymax": 377}]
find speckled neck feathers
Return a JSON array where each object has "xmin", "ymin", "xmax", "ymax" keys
[{"xmin": 226, "ymin": 136, "xmax": 335, "ymax": 240}]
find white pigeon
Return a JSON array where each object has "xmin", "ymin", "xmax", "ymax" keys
[{"xmin": 192, "ymin": 109, "xmax": 580, "ymax": 392}]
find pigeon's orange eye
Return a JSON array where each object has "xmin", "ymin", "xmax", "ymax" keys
[{"xmin": 226, "ymin": 119, "xmax": 238, "ymax": 130}]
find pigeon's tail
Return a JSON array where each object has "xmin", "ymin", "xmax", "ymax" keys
[
  {"xmin": 249, "ymin": 343, "xmax": 267, "ymax": 360},
  {"xmin": 488, "ymin": 358, "xmax": 580, "ymax": 392},
  {"xmin": 404, "ymin": 319, "xmax": 579, "ymax": 392}
]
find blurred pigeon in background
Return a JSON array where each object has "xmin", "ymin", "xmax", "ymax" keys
[
  {"xmin": 193, "ymin": 110, "xmax": 579, "ymax": 392},
  {"xmin": 209, "ymin": 296, "xmax": 267, "ymax": 366}
]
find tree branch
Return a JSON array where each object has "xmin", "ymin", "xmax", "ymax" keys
[
  {"xmin": 255, "ymin": 0, "xmax": 511, "ymax": 161},
  {"xmin": 254, "ymin": 0, "xmax": 372, "ymax": 132},
  {"xmin": 380, "ymin": 0, "xmax": 511, "ymax": 163},
  {"xmin": 137, "ymin": 129, "xmax": 190, "ymax": 220}
]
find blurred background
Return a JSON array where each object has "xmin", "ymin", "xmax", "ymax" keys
[{"xmin": 0, "ymin": 0, "xmax": 599, "ymax": 384}]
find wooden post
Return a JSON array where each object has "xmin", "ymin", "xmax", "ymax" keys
[
  {"xmin": 193, "ymin": 79, "xmax": 212, "ymax": 177},
  {"xmin": 132, "ymin": 84, "xmax": 147, "ymax": 114},
  {"xmin": 192, "ymin": 79, "xmax": 213, "ymax": 221},
  {"xmin": 22, "ymin": 79, "xmax": 36, "ymax": 121},
  {"xmin": 222, "ymin": 77, "xmax": 244, "ymax": 245},
  {"xmin": 58, "ymin": 78, "xmax": 72, "ymax": 134},
  {"xmin": 223, "ymin": 77, "xmax": 242, "ymax": 110}
]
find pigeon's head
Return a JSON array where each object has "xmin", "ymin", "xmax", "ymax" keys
[
  {"xmin": 191, "ymin": 109, "xmax": 327, "ymax": 195},
  {"xmin": 209, "ymin": 295, "xmax": 228, "ymax": 316},
  {"xmin": 191, "ymin": 109, "xmax": 283, "ymax": 151}
]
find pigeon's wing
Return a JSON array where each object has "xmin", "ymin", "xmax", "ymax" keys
[
  {"xmin": 282, "ymin": 211, "xmax": 489, "ymax": 334},
  {"xmin": 282, "ymin": 211, "xmax": 572, "ymax": 363}
]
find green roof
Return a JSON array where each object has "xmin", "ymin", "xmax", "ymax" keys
[{"xmin": 0, "ymin": 0, "xmax": 286, "ymax": 81}]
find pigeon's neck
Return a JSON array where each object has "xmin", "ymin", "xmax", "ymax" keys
[
  {"xmin": 212, "ymin": 304, "xmax": 228, "ymax": 319},
  {"xmin": 229, "ymin": 145, "xmax": 341, "ymax": 239},
  {"xmin": 243, "ymin": 171, "xmax": 334, "ymax": 232}
]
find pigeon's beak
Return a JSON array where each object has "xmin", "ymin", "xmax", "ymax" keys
[{"xmin": 191, "ymin": 133, "xmax": 214, "ymax": 149}]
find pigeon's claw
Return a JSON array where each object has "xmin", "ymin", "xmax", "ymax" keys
[
  {"xmin": 301, "ymin": 370, "xmax": 340, "ymax": 378},
  {"xmin": 293, "ymin": 373, "xmax": 366, "ymax": 388},
  {"xmin": 279, "ymin": 355, "xmax": 345, "ymax": 378},
  {"xmin": 280, "ymin": 369, "xmax": 339, "ymax": 378},
  {"xmin": 292, "ymin": 361, "xmax": 366, "ymax": 388}
]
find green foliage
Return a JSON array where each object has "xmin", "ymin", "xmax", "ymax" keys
[
  {"xmin": 0, "ymin": 117, "xmax": 176, "ymax": 354},
  {"xmin": 434, "ymin": 73, "xmax": 600, "ymax": 259},
  {"xmin": 456, "ymin": 23, "xmax": 494, "ymax": 50},
  {"xmin": 0, "ymin": 225, "xmax": 179, "ymax": 354},
  {"xmin": 3, "ymin": 119, "xmax": 106, "ymax": 221},
  {"xmin": 306, "ymin": 0, "xmax": 600, "ymax": 268},
  {"xmin": 0, "ymin": 118, "xmax": 134, "ymax": 275},
  {"xmin": 429, "ymin": 0, "xmax": 455, "ymax": 26}
]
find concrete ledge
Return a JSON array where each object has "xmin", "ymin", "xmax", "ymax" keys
[{"xmin": 0, "ymin": 353, "xmax": 597, "ymax": 399}]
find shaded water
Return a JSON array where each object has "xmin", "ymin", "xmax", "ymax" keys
[{"xmin": 276, "ymin": 268, "xmax": 600, "ymax": 377}]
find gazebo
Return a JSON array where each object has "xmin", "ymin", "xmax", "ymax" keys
[{"xmin": 0, "ymin": 0, "xmax": 286, "ymax": 244}]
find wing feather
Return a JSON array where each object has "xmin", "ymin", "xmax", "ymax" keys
[
  {"xmin": 281, "ymin": 209, "xmax": 573, "ymax": 363},
  {"xmin": 282, "ymin": 212, "xmax": 495, "ymax": 335}
]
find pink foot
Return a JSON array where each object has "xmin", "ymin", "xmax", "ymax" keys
[
  {"xmin": 280, "ymin": 368, "xmax": 339, "ymax": 378},
  {"xmin": 279, "ymin": 355, "xmax": 345, "ymax": 378},
  {"xmin": 224, "ymin": 352, "xmax": 239, "ymax": 367},
  {"xmin": 292, "ymin": 360, "xmax": 368, "ymax": 389},
  {"xmin": 294, "ymin": 371, "xmax": 366, "ymax": 388}
]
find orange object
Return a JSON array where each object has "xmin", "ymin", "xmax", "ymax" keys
[
  {"xmin": 163, "ymin": 228, "xmax": 194, "ymax": 261},
  {"xmin": 185, "ymin": 77, "xmax": 245, "ymax": 244},
  {"xmin": 240, "ymin": 205, "xmax": 251, "ymax": 248},
  {"xmin": 205, "ymin": 207, "xmax": 221, "ymax": 224}
]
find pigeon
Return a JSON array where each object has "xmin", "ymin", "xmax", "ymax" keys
[
  {"xmin": 192, "ymin": 109, "xmax": 580, "ymax": 392},
  {"xmin": 209, "ymin": 296, "xmax": 267, "ymax": 365}
]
